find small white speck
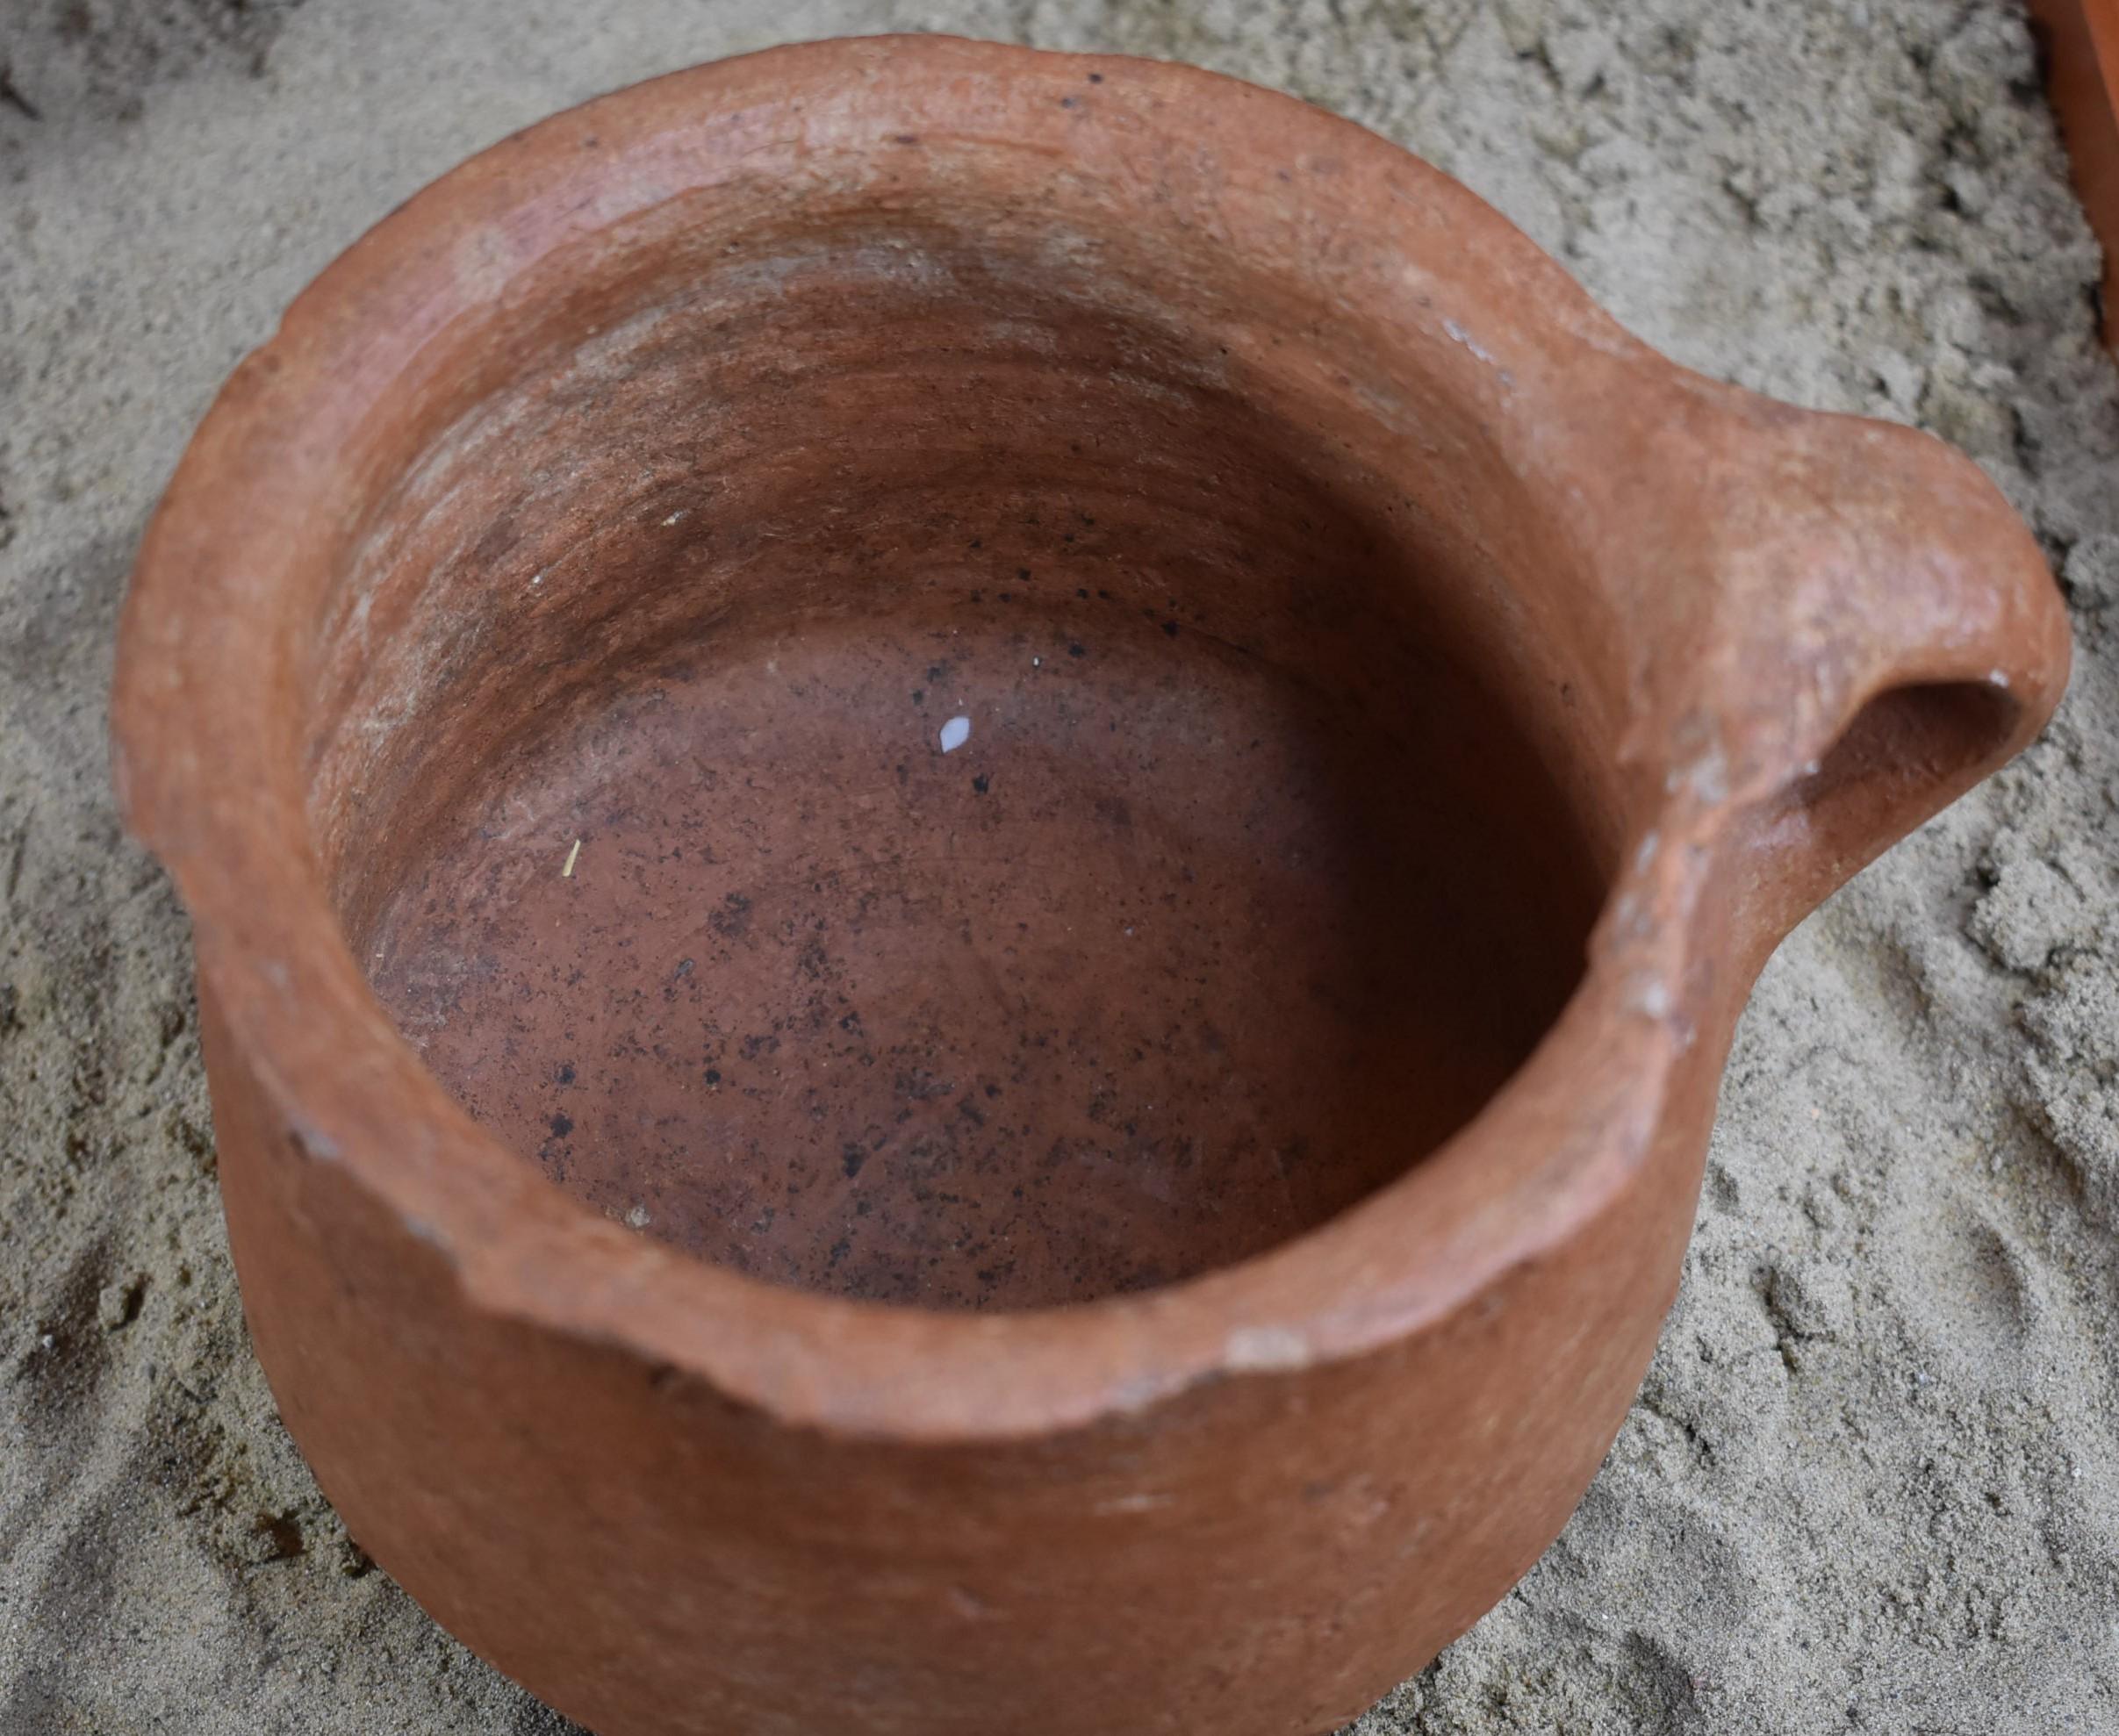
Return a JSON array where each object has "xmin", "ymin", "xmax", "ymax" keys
[
  {"xmin": 1032, "ymin": 656, "xmax": 1042, "ymax": 668},
  {"xmin": 290, "ymin": 1119, "xmax": 341, "ymax": 1161},
  {"xmin": 626, "ymin": 1204, "xmax": 651, "ymax": 1229},
  {"xmin": 1627, "ymin": 973, "xmax": 1673, "ymax": 1019},
  {"xmin": 562, "ymin": 838, "xmax": 582, "ymax": 878},
  {"xmin": 663, "ymin": 509, "xmax": 688, "ymax": 527},
  {"xmin": 529, "ymin": 570, "xmax": 545, "ymax": 587},
  {"xmin": 1124, "ymin": 926, "xmax": 1135, "ymax": 937},
  {"xmin": 39, "ymin": 1334, "xmax": 54, "ymax": 1351},
  {"xmin": 1663, "ymin": 742, "xmax": 1729, "ymax": 805},
  {"xmin": 1441, "ymin": 316, "xmax": 1498, "ymax": 364},
  {"xmin": 940, "ymin": 715, "xmax": 972, "ymax": 753},
  {"xmin": 1225, "ymin": 1326, "xmax": 1310, "ymax": 1371},
  {"xmin": 1094, "ymin": 1492, "xmax": 1174, "ymax": 1515},
  {"xmin": 1987, "ymin": 667, "xmax": 2010, "ymax": 688}
]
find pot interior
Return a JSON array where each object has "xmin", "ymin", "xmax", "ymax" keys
[{"xmin": 308, "ymin": 197, "xmax": 1617, "ymax": 1311}]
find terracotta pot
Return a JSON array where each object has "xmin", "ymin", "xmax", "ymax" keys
[{"xmin": 112, "ymin": 35, "xmax": 2070, "ymax": 1736}]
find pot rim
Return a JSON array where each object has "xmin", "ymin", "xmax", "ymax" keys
[{"xmin": 111, "ymin": 33, "xmax": 2060, "ymax": 1441}]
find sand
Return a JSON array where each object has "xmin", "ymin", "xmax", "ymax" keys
[{"xmin": 3, "ymin": 1, "xmax": 2116, "ymax": 1731}]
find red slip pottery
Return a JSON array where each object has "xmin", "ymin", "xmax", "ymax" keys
[{"xmin": 111, "ymin": 34, "xmax": 2071, "ymax": 1736}]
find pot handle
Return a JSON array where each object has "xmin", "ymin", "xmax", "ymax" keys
[{"xmin": 1597, "ymin": 385, "xmax": 2072, "ymax": 947}]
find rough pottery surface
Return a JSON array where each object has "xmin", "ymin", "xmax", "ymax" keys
[
  {"xmin": 7, "ymin": 5, "xmax": 2119, "ymax": 1736},
  {"xmin": 104, "ymin": 32, "xmax": 2069, "ymax": 1736}
]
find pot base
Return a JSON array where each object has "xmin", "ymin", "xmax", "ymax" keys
[{"xmin": 370, "ymin": 592, "xmax": 1584, "ymax": 1309}]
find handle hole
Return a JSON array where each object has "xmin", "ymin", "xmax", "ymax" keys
[
  {"xmin": 1735, "ymin": 678, "xmax": 2022, "ymax": 949},
  {"xmin": 1799, "ymin": 679, "xmax": 2020, "ymax": 828}
]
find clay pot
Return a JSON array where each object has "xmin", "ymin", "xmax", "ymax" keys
[{"xmin": 112, "ymin": 35, "xmax": 2070, "ymax": 1736}]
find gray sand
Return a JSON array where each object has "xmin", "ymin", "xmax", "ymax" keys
[{"xmin": 4, "ymin": 2, "xmax": 2116, "ymax": 1732}]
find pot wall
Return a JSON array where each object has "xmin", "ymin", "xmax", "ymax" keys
[{"xmin": 202, "ymin": 966, "xmax": 1721, "ymax": 1736}]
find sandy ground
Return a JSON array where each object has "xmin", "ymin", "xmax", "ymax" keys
[{"xmin": 4, "ymin": 1, "xmax": 2118, "ymax": 1732}]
